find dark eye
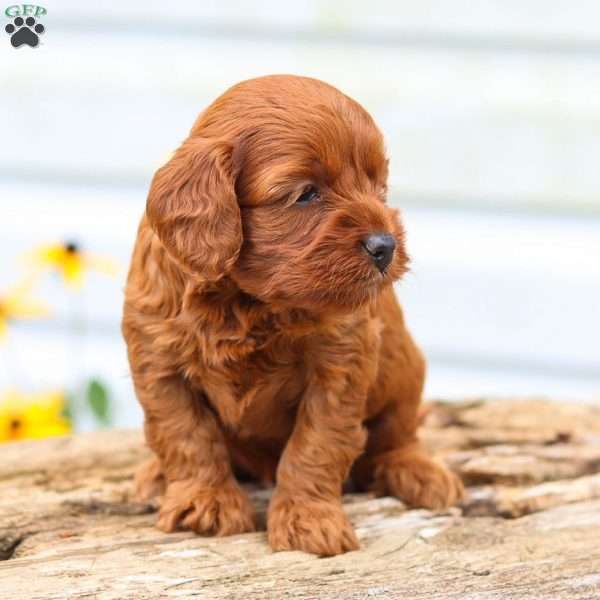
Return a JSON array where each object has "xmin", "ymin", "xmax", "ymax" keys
[{"xmin": 295, "ymin": 185, "xmax": 319, "ymax": 204}]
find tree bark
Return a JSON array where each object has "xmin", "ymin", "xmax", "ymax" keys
[{"xmin": 1, "ymin": 398, "xmax": 600, "ymax": 599}]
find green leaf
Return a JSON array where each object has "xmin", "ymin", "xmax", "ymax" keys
[{"xmin": 86, "ymin": 379, "xmax": 111, "ymax": 426}]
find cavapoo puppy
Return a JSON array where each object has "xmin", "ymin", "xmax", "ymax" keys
[{"xmin": 122, "ymin": 74, "xmax": 463, "ymax": 556}]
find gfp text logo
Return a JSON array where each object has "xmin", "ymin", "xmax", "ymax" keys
[{"xmin": 5, "ymin": 4, "xmax": 46, "ymax": 47}]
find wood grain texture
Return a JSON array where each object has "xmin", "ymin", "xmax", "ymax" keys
[{"xmin": 1, "ymin": 398, "xmax": 600, "ymax": 599}]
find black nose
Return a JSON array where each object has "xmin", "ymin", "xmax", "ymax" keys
[{"xmin": 362, "ymin": 233, "xmax": 396, "ymax": 272}]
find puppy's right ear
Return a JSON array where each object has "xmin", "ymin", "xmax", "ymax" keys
[{"xmin": 146, "ymin": 137, "xmax": 242, "ymax": 280}]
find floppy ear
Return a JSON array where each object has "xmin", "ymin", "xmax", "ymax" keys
[{"xmin": 146, "ymin": 137, "xmax": 242, "ymax": 280}]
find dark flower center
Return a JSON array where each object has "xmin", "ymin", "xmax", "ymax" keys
[{"xmin": 65, "ymin": 242, "xmax": 80, "ymax": 254}]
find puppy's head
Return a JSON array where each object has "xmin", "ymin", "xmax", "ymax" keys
[{"xmin": 147, "ymin": 75, "xmax": 408, "ymax": 311}]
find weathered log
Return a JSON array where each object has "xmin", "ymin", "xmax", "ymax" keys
[{"xmin": 1, "ymin": 398, "xmax": 600, "ymax": 600}]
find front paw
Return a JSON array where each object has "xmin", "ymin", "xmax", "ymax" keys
[
  {"xmin": 157, "ymin": 478, "xmax": 255, "ymax": 536},
  {"xmin": 267, "ymin": 493, "xmax": 359, "ymax": 556},
  {"xmin": 379, "ymin": 447, "xmax": 465, "ymax": 510}
]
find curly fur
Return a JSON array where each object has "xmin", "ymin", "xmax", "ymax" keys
[{"xmin": 122, "ymin": 74, "xmax": 463, "ymax": 557}]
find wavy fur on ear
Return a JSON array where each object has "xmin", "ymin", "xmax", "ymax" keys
[{"xmin": 146, "ymin": 137, "xmax": 242, "ymax": 279}]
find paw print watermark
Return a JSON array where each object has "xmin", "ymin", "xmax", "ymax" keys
[
  {"xmin": 4, "ymin": 4, "xmax": 46, "ymax": 48},
  {"xmin": 5, "ymin": 15, "xmax": 44, "ymax": 47}
]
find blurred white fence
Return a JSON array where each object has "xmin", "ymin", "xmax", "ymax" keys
[{"xmin": 1, "ymin": 1, "xmax": 599, "ymax": 428}]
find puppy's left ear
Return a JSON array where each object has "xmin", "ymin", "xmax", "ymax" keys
[{"xmin": 146, "ymin": 137, "xmax": 242, "ymax": 280}]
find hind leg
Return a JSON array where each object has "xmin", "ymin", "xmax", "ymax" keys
[
  {"xmin": 353, "ymin": 290, "xmax": 464, "ymax": 509},
  {"xmin": 135, "ymin": 456, "xmax": 166, "ymax": 501}
]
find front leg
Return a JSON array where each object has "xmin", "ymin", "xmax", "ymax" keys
[
  {"xmin": 267, "ymin": 343, "xmax": 374, "ymax": 556},
  {"xmin": 353, "ymin": 296, "xmax": 464, "ymax": 509},
  {"xmin": 130, "ymin": 357, "xmax": 255, "ymax": 536}
]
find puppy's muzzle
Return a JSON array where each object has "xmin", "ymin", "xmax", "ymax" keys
[{"xmin": 362, "ymin": 233, "xmax": 396, "ymax": 272}]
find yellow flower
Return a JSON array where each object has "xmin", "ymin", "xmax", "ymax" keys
[
  {"xmin": 0, "ymin": 389, "xmax": 71, "ymax": 443},
  {"xmin": 26, "ymin": 241, "xmax": 119, "ymax": 289},
  {"xmin": 0, "ymin": 276, "xmax": 49, "ymax": 340}
]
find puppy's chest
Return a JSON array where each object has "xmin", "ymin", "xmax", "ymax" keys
[{"xmin": 192, "ymin": 328, "xmax": 308, "ymax": 435}]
